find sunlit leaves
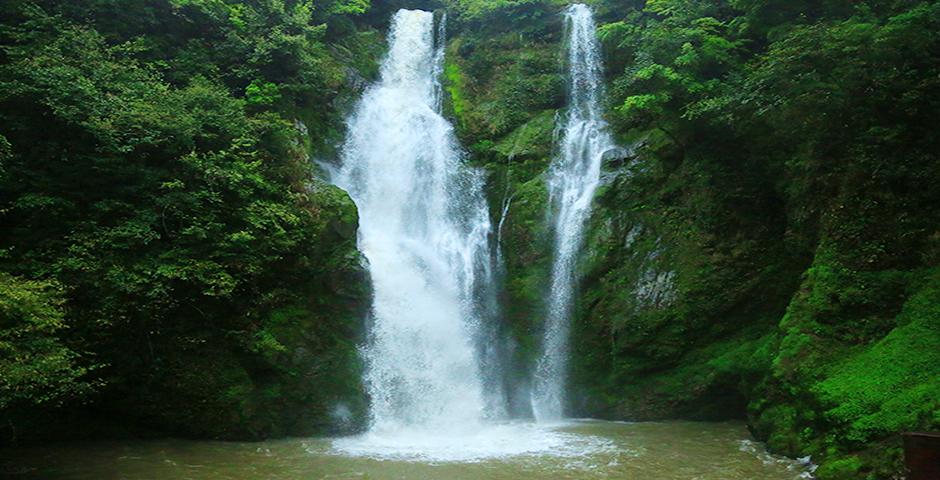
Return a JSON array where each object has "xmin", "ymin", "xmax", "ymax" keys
[
  {"xmin": 0, "ymin": 274, "xmax": 96, "ymax": 410},
  {"xmin": 245, "ymin": 79, "xmax": 281, "ymax": 107},
  {"xmin": 0, "ymin": 1, "xmax": 370, "ymax": 422},
  {"xmin": 327, "ymin": 0, "xmax": 370, "ymax": 15}
]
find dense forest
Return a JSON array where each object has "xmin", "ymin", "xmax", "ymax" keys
[{"xmin": 1, "ymin": 1, "xmax": 938, "ymax": 479}]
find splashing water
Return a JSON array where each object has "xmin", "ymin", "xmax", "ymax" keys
[
  {"xmin": 331, "ymin": 8, "xmax": 565, "ymax": 460},
  {"xmin": 531, "ymin": 3, "xmax": 618, "ymax": 422},
  {"xmin": 0, "ymin": 421, "xmax": 815, "ymax": 478},
  {"xmin": 329, "ymin": 8, "xmax": 620, "ymax": 462},
  {"xmin": 333, "ymin": 8, "xmax": 494, "ymax": 436}
]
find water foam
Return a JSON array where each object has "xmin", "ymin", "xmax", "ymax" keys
[
  {"xmin": 330, "ymin": 421, "xmax": 617, "ymax": 463},
  {"xmin": 332, "ymin": 8, "xmax": 504, "ymax": 447}
]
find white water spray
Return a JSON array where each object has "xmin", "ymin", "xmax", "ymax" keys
[
  {"xmin": 333, "ymin": 9, "xmax": 494, "ymax": 435},
  {"xmin": 331, "ymin": 7, "xmax": 615, "ymax": 462},
  {"xmin": 531, "ymin": 3, "xmax": 617, "ymax": 422}
]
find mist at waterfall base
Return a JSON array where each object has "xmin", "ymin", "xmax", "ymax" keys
[{"xmin": 1, "ymin": 422, "xmax": 814, "ymax": 480}]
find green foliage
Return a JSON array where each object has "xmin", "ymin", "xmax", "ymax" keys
[
  {"xmin": 0, "ymin": 0, "xmax": 376, "ymax": 442},
  {"xmin": 0, "ymin": 135, "xmax": 10, "ymax": 182},
  {"xmin": 551, "ymin": 0, "xmax": 940, "ymax": 478},
  {"xmin": 814, "ymin": 456, "xmax": 863, "ymax": 480},
  {"xmin": 492, "ymin": 110, "xmax": 555, "ymax": 166},
  {"xmin": 443, "ymin": 61, "xmax": 468, "ymax": 122},
  {"xmin": 765, "ymin": 266, "xmax": 940, "ymax": 476},
  {"xmin": 442, "ymin": 14, "xmax": 937, "ymax": 478},
  {"xmin": 245, "ymin": 79, "xmax": 281, "ymax": 106},
  {"xmin": 327, "ymin": 0, "xmax": 371, "ymax": 16},
  {"xmin": 816, "ymin": 283, "xmax": 940, "ymax": 446},
  {"xmin": 0, "ymin": 274, "xmax": 95, "ymax": 412},
  {"xmin": 445, "ymin": 0, "xmax": 563, "ymax": 24},
  {"xmin": 0, "ymin": 4, "xmax": 937, "ymax": 478},
  {"xmin": 441, "ymin": 0, "xmax": 566, "ymax": 143}
]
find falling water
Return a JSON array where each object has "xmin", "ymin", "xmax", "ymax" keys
[
  {"xmin": 332, "ymin": 9, "xmax": 496, "ymax": 436},
  {"xmin": 331, "ymin": 7, "xmax": 620, "ymax": 462},
  {"xmin": 531, "ymin": 3, "xmax": 617, "ymax": 422}
]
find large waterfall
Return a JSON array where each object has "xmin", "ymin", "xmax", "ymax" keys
[
  {"xmin": 333, "ymin": 10, "xmax": 496, "ymax": 436},
  {"xmin": 331, "ymin": 6, "xmax": 616, "ymax": 462},
  {"xmin": 531, "ymin": 4, "xmax": 617, "ymax": 422}
]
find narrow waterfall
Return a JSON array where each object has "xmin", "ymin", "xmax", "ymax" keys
[
  {"xmin": 531, "ymin": 4, "xmax": 617, "ymax": 422},
  {"xmin": 333, "ymin": 9, "xmax": 498, "ymax": 435}
]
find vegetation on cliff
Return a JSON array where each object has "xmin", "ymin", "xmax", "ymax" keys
[
  {"xmin": 441, "ymin": 1, "xmax": 940, "ymax": 478},
  {"xmin": 0, "ymin": 0, "xmax": 386, "ymax": 441},
  {"xmin": 1, "ymin": 1, "xmax": 937, "ymax": 479}
]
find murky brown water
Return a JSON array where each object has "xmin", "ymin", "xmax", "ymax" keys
[{"xmin": 0, "ymin": 420, "xmax": 812, "ymax": 479}]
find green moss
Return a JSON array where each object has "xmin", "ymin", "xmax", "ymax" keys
[
  {"xmin": 493, "ymin": 109, "xmax": 556, "ymax": 160},
  {"xmin": 814, "ymin": 271, "xmax": 940, "ymax": 446},
  {"xmin": 815, "ymin": 456, "xmax": 863, "ymax": 480},
  {"xmin": 746, "ymin": 259, "xmax": 940, "ymax": 476},
  {"xmin": 756, "ymin": 404, "xmax": 800, "ymax": 452},
  {"xmin": 501, "ymin": 175, "xmax": 551, "ymax": 342},
  {"xmin": 446, "ymin": 9, "xmax": 564, "ymax": 143},
  {"xmin": 435, "ymin": 3, "xmax": 940, "ymax": 480},
  {"xmin": 444, "ymin": 61, "xmax": 468, "ymax": 124}
]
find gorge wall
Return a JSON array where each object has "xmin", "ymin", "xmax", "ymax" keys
[
  {"xmin": 438, "ymin": 1, "xmax": 940, "ymax": 479},
  {"xmin": 0, "ymin": 0, "xmax": 401, "ymax": 441},
  {"xmin": 1, "ymin": 1, "xmax": 938, "ymax": 480}
]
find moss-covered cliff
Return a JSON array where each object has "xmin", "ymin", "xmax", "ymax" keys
[
  {"xmin": 2, "ymin": 1, "xmax": 937, "ymax": 479},
  {"xmin": 441, "ymin": 1, "xmax": 940, "ymax": 479},
  {"xmin": 0, "ymin": 0, "xmax": 389, "ymax": 442}
]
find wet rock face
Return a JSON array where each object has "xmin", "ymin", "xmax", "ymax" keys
[
  {"xmin": 634, "ymin": 266, "xmax": 677, "ymax": 310},
  {"xmin": 436, "ymin": 3, "xmax": 940, "ymax": 478}
]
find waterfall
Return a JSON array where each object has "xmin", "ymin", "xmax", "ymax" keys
[
  {"xmin": 333, "ymin": 9, "xmax": 498, "ymax": 435},
  {"xmin": 330, "ymin": 7, "xmax": 617, "ymax": 462},
  {"xmin": 531, "ymin": 3, "xmax": 616, "ymax": 422}
]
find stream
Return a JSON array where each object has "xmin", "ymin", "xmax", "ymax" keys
[{"xmin": 1, "ymin": 420, "xmax": 813, "ymax": 479}]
